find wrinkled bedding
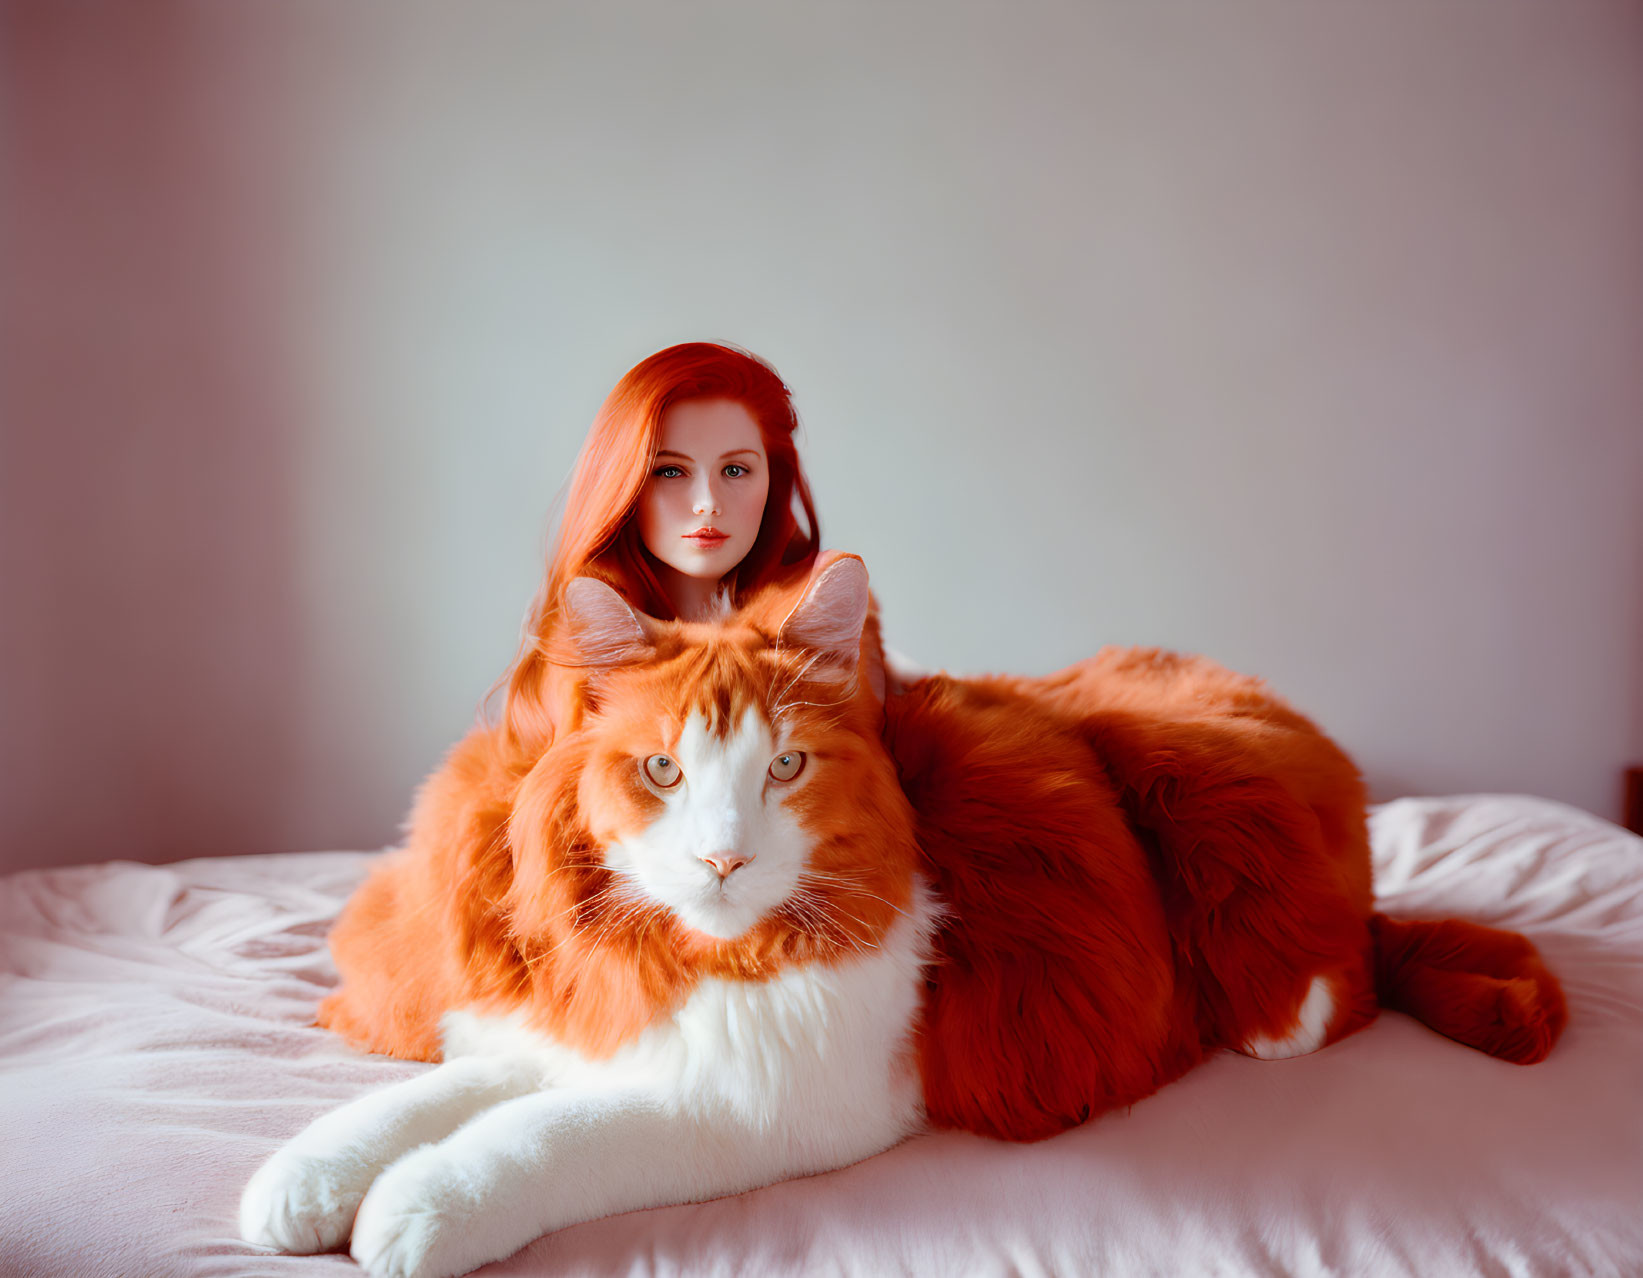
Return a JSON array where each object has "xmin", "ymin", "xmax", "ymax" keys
[{"xmin": 2, "ymin": 794, "xmax": 1640, "ymax": 1277}]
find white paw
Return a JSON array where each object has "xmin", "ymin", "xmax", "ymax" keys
[
  {"xmin": 239, "ymin": 1143, "xmax": 377, "ymax": 1254},
  {"xmin": 350, "ymin": 1148, "xmax": 484, "ymax": 1278},
  {"xmin": 1241, "ymin": 974, "xmax": 1336, "ymax": 1060}
]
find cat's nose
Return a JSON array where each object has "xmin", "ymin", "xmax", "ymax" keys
[{"xmin": 700, "ymin": 851, "xmax": 753, "ymax": 879}]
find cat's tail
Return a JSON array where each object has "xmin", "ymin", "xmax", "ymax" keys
[{"xmin": 1368, "ymin": 914, "xmax": 1567, "ymax": 1064}]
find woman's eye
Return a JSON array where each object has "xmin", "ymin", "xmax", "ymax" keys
[
  {"xmin": 723, "ymin": 464, "xmax": 746, "ymax": 478},
  {"xmin": 644, "ymin": 755, "xmax": 683, "ymax": 789},
  {"xmin": 768, "ymin": 751, "xmax": 806, "ymax": 783},
  {"xmin": 654, "ymin": 465, "xmax": 684, "ymax": 479}
]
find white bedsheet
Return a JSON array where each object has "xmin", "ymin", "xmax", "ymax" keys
[{"xmin": 2, "ymin": 794, "xmax": 1640, "ymax": 1277}]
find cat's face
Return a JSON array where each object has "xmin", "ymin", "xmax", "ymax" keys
[
  {"xmin": 582, "ymin": 686, "xmax": 833, "ymax": 940},
  {"xmin": 532, "ymin": 555, "xmax": 915, "ymax": 949}
]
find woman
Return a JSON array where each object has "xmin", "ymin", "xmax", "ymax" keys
[{"xmin": 495, "ymin": 341, "xmax": 871, "ymax": 753}]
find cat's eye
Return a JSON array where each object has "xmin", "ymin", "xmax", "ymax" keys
[
  {"xmin": 644, "ymin": 755, "xmax": 683, "ymax": 789},
  {"xmin": 768, "ymin": 751, "xmax": 806, "ymax": 783}
]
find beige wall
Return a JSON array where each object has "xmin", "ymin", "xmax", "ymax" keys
[{"xmin": 3, "ymin": 1, "xmax": 1640, "ymax": 872}]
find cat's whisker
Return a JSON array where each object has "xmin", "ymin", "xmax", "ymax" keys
[
  {"xmin": 785, "ymin": 887, "xmax": 883, "ymax": 953},
  {"xmin": 794, "ymin": 871, "xmax": 915, "ymax": 923},
  {"xmin": 602, "ymin": 898, "xmax": 665, "ymax": 944},
  {"xmin": 576, "ymin": 901, "xmax": 652, "ymax": 951},
  {"xmin": 632, "ymin": 903, "xmax": 671, "ymax": 957},
  {"xmin": 799, "ymin": 870, "xmax": 911, "ymax": 908},
  {"xmin": 781, "ymin": 892, "xmax": 839, "ymax": 942},
  {"xmin": 530, "ymin": 881, "xmax": 629, "ymax": 933},
  {"xmin": 804, "ymin": 896, "xmax": 885, "ymax": 944},
  {"xmin": 525, "ymin": 884, "xmax": 656, "ymax": 962}
]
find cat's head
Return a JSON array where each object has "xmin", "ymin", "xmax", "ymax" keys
[{"xmin": 512, "ymin": 553, "xmax": 918, "ymax": 952}]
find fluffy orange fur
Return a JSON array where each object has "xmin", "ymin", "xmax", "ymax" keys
[
  {"xmin": 319, "ymin": 560, "xmax": 910, "ymax": 1062},
  {"xmin": 320, "ymin": 564, "xmax": 1567, "ymax": 1144},
  {"xmin": 1016, "ymin": 647, "xmax": 1564, "ymax": 1064},
  {"xmin": 898, "ymin": 645, "xmax": 1564, "ymax": 1139}
]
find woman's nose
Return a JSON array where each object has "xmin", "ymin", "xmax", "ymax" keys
[{"xmin": 692, "ymin": 477, "xmax": 721, "ymax": 516}]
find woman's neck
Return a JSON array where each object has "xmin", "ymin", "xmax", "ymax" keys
[{"xmin": 655, "ymin": 564, "xmax": 731, "ymax": 622}]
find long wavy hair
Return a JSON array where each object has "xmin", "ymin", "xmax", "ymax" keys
[{"xmin": 494, "ymin": 342, "xmax": 822, "ymax": 748}]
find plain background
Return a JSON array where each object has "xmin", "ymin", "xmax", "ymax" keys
[{"xmin": 3, "ymin": 1, "xmax": 1640, "ymax": 874}]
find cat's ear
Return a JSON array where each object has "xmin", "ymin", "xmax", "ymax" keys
[
  {"xmin": 557, "ymin": 577, "xmax": 660, "ymax": 669},
  {"xmin": 777, "ymin": 553, "xmax": 870, "ymax": 684}
]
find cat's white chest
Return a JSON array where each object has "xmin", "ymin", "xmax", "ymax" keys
[{"xmin": 442, "ymin": 882, "xmax": 935, "ymax": 1136}]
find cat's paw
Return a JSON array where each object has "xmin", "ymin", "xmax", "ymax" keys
[
  {"xmin": 239, "ymin": 1143, "xmax": 376, "ymax": 1254},
  {"xmin": 350, "ymin": 1148, "xmax": 488, "ymax": 1278}
]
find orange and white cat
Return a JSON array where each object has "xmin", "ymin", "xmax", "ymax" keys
[
  {"xmin": 240, "ymin": 554, "xmax": 1565, "ymax": 1278},
  {"xmin": 242, "ymin": 556, "xmax": 936, "ymax": 1278}
]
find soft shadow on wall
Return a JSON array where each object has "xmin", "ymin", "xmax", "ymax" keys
[{"xmin": 1, "ymin": 6, "xmax": 321, "ymax": 873}]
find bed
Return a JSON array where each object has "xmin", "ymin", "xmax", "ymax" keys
[{"xmin": 2, "ymin": 793, "xmax": 1640, "ymax": 1277}]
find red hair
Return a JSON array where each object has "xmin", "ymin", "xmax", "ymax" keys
[{"xmin": 496, "ymin": 342, "xmax": 822, "ymax": 748}]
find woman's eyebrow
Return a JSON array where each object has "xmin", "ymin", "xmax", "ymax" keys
[{"xmin": 654, "ymin": 447, "xmax": 762, "ymax": 463}]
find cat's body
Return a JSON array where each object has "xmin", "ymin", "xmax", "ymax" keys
[
  {"xmin": 241, "ymin": 554, "xmax": 1566, "ymax": 1278},
  {"xmin": 246, "ymin": 898, "xmax": 936, "ymax": 1278}
]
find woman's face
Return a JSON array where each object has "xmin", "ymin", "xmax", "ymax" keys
[{"xmin": 637, "ymin": 398, "xmax": 771, "ymax": 588}]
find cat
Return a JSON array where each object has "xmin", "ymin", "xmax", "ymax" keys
[
  {"xmin": 240, "ymin": 554, "xmax": 933, "ymax": 1278},
  {"xmin": 240, "ymin": 552, "xmax": 1566, "ymax": 1278}
]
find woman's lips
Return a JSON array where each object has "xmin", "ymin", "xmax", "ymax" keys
[{"xmin": 684, "ymin": 531, "xmax": 729, "ymax": 549}]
